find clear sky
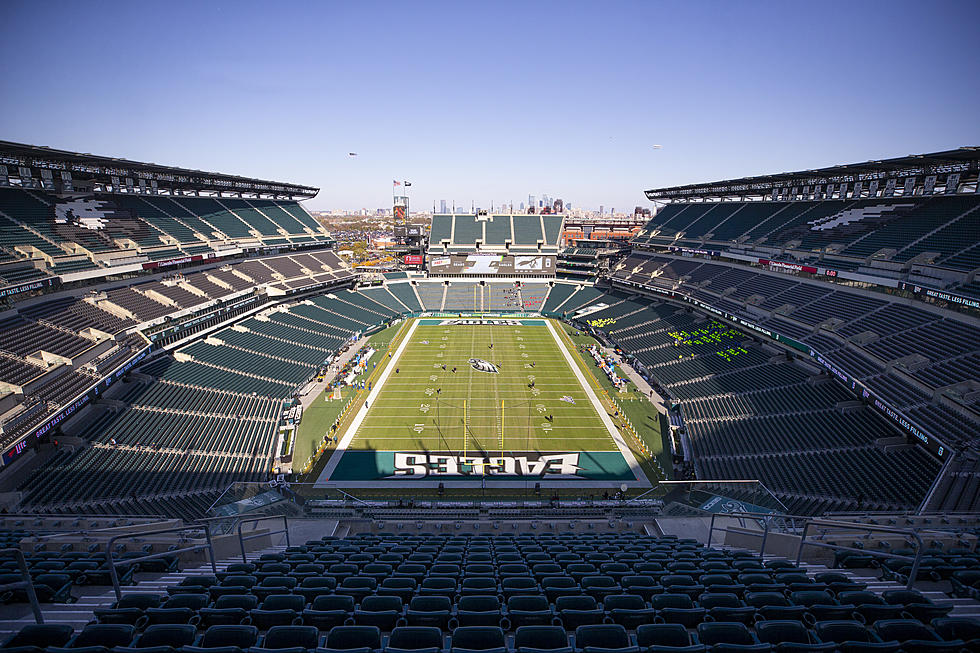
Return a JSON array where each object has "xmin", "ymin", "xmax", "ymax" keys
[{"xmin": 1, "ymin": 0, "xmax": 978, "ymax": 212}]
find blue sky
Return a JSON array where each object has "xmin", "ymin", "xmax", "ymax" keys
[{"xmin": 1, "ymin": 0, "xmax": 978, "ymax": 211}]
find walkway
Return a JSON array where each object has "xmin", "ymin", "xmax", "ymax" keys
[{"xmin": 601, "ymin": 345, "xmax": 668, "ymax": 415}]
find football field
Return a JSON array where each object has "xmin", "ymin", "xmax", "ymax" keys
[{"xmin": 315, "ymin": 318, "xmax": 646, "ymax": 488}]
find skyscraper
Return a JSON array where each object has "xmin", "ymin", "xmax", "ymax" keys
[{"xmin": 439, "ymin": 199, "xmax": 447, "ymax": 214}]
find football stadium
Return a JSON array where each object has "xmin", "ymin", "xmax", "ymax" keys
[
  {"xmin": 1, "ymin": 2, "xmax": 979, "ymax": 648},
  {"xmin": 0, "ymin": 140, "xmax": 979, "ymax": 649}
]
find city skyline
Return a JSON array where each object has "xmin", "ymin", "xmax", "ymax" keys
[{"xmin": 1, "ymin": 0, "xmax": 977, "ymax": 211}]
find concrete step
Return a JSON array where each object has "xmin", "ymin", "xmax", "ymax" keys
[{"xmin": 0, "ymin": 544, "xmax": 290, "ymax": 637}]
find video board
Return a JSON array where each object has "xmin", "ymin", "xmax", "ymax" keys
[{"xmin": 428, "ymin": 254, "xmax": 555, "ymax": 276}]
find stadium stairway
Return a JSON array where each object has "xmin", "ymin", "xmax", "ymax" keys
[
  {"xmin": 0, "ymin": 541, "xmax": 294, "ymax": 638},
  {"xmin": 706, "ymin": 543, "xmax": 980, "ymax": 621}
]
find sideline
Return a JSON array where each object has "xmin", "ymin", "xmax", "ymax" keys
[
  {"xmin": 314, "ymin": 318, "xmax": 420, "ymax": 487},
  {"xmin": 545, "ymin": 319, "xmax": 650, "ymax": 488}
]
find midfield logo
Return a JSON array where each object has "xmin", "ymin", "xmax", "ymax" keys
[
  {"xmin": 468, "ymin": 358, "xmax": 499, "ymax": 374},
  {"xmin": 390, "ymin": 452, "xmax": 583, "ymax": 478}
]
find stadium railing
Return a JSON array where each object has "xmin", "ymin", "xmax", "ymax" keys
[
  {"xmin": 235, "ymin": 514, "xmax": 290, "ymax": 563},
  {"xmin": 0, "ymin": 547, "xmax": 44, "ymax": 624},
  {"xmin": 796, "ymin": 517, "xmax": 926, "ymax": 590},
  {"xmin": 707, "ymin": 510, "xmax": 809, "ymax": 553},
  {"xmin": 106, "ymin": 524, "xmax": 219, "ymax": 600},
  {"xmin": 708, "ymin": 511, "xmax": 929, "ymax": 589}
]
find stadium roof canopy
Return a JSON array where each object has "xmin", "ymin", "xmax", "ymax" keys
[
  {"xmin": 0, "ymin": 140, "xmax": 318, "ymax": 199},
  {"xmin": 645, "ymin": 147, "xmax": 980, "ymax": 202}
]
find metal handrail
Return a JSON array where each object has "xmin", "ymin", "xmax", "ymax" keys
[
  {"xmin": 796, "ymin": 517, "xmax": 925, "ymax": 590},
  {"xmin": 106, "ymin": 524, "xmax": 217, "ymax": 601},
  {"xmin": 22, "ymin": 517, "xmax": 178, "ymax": 543},
  {"xmin": 334, "ymin": 488, "xmax": 371, "ymax": 506},
  {"xmin": 0, "ymin": 512, "xmax": 165, "ymax": 520},
  {"xmin": 237, "ymin": 515, "xmax": 290, "ymax": 563},
  {"xmin": 0, "ymin": 547, "xmax": 43, "ymax": 623},
  {"xmin": 707, "ymin": 511, "xmax": 810, "ymax": 553}
]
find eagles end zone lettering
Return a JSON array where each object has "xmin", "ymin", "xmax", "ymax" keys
[
  {"xmin": 440, "ymin": 319, "xmax": 522, "ymax": 326},
  {"xmin": 390, "ymin": 452, "xmax": 583, "ymax": 478}
]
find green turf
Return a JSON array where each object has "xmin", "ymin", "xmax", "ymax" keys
[{"xmin": 347, "ymin": 320, "xmax": 619, "ymax": 456}]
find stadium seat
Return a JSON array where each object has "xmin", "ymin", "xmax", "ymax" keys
[
  {"xmin": 502, "ymin": 577, "xmax": 539, "ymax": 599},
  {"xmin": 169, "ymin": 577, "xmax": 218, "ymax": 596},
  {"xmin": 556, "ymin": 595, "xmax": 604, "ymax": 630},
  {"xmin": 755, "ymin": 620, "xmax": 834, "ymax": 652},
  {"xmin": 880, "ymin": 590, "xmax": 952, "ymax": 622},
  {"xmin": 420, "ymin": 578, "xmax": 457, "ymax": 598},
  {"xmin": 301, "ymin": 595, "xmax": 355, "ymax": 630},
  {"xmin": 621, "ymin": 576, "xmax": 662, "ymax": 601},
  {"xmin": 1, "ymin": 624, "xmax": 75, "ymax": 651},
  {"xmin": 698, "ymin": 593, "xmax": 755, "ymax": 625},
  {"xmin": 812, "ymin": 620, "xmax": 900, "ymax": 652},
  {"xmin": 455, "ymin": 595, "xmax": 502, "ymax": 627},
  {"xmin": 141, "ymin": 593, "xmax": 208, "ymax": 628},
  {"xmin": 199, "ymin": 595, "xmax": 258, "ymax": 629},
  {"xmin": 651, "ymin": 594, "xmax": 706, "ymax": 627},
  {"xmin": 385, "ymin": 626, "xmax": 444, "ymax": 653},
  {"xmin": 94, "ymin": 594, "xmax": 163, "ymax": 625},
  {"xmin": 514, "ymin": 625, "xmax": 571, "ymax": 653},
  {"xmin": 602, "ymin": 594, "xmax": 655, "ymax": 629},
  {"xmin": 573, "ymin": 624, "xmax": 638, "ymax": 653},
  {"xmin": 813, "ymin": 572, "xmax": 866, "ymax": 594},
  {"xmin": 542, "ymin": 577, "xmax": 580, "ymax": 602},
  {"xmin": 459, "ymin": 578, "xmax": 497, "ymax": 596},
  {"xmin": 743, "ymin": 593, "xmax": 808, "ymax": 622},
  {"xmin": 406, "ymin": 596, "xmax": 453, "ymax": 629},
  {"xmin": 379, "ymin": 578, "xmax": 418, "ymax": 602},
  {"xmin": 249, "ymin": 594, "xmax": 305, "ymax": 630},
  {"xmin": 337, "ymin": 577, "xmax": 378, "ymax": 602},
  {"xmin": 449, "ymin": 626, "xmax": 506, "ymax": 653},
  {"xmin": 354, "ymin": 595, "xmax": 405, "ymax": 631},
  {"xmin": 696, "ymin": 622, "xmax": 769, "ymax": 652},
  {"xmin": 635, "ymin": 623, "xmax": 706, "ymax": 653},
  {"xmin": 255, "ymin": 625, "xmax": 320, "ymax": 652},
  {"xmin": 580, "ymin": 576, "xmax": 620, "ymax": 601},
  {"xmin": 659, "ymin": 575, "xmax": 704, "ymax": 600},
  {"xmin": 930, "ymin": 617, "xmax": 980, "ymax": 648},
  {"xmin": 835, "ymin": 592, "xmax": 907, "ymax": 624},
  {"xmin": 321, "ymin": 626, "xmax": 381, "ymax": 653},
  {"xmin": 507, "ymin": 595, "xmax": 554, "ymax": 628},
  {"xmin": 182, "ymin": 625, "xmax": 258, "ymax": 653},
  {"xmin": 68, "ymin": 624, "xmax": 137, "ymax": 650},
  {"xmin": 872, "ymin": 620, "xmax": 964, "ymax": 652},
  {"xmin": 789, "ymin": 591, "xmax": 853, "ymax": 621},
  {"xmin": 118, "ymin": 624, "xmax": 197, "ymax": 652}
]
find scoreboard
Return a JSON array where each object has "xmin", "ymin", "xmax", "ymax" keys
[{"xmin": 428, "ymin": 254, "xmax": 556, "ymax": 276}]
